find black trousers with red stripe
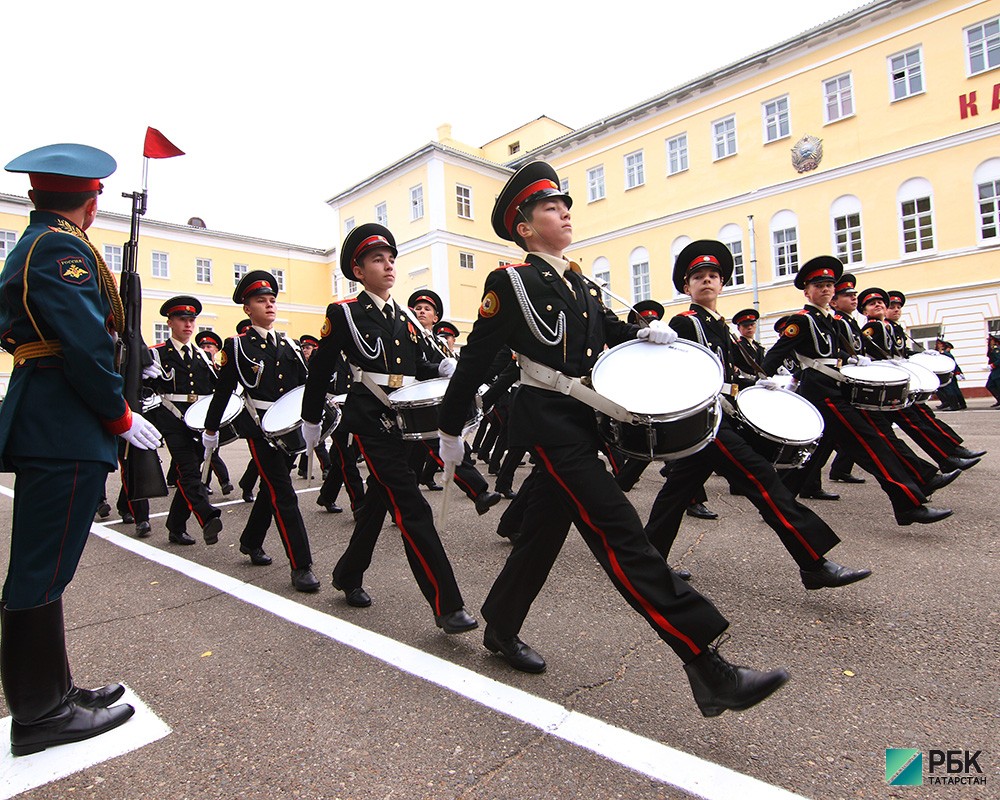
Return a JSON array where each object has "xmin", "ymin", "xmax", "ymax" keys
[
  {"xmin": 420, "ymin": 439, "xmax": 489, "ymax": 500},
  {"xmin": 895, "ymin": 403, "xmax": 963, "ymax": 465},
  {"xmin": 163, "ymin": 427, "xmax": 220, "ymax": 534},
  {"xmin": 318, "ymin": 427, "xmax": 365, "ymax": 512},
  {"xmin": 481, "ymin": 440, "xmax": 728, "ymax": 662},
  {"xmin": 333, "ymin": 431, "xmax": 466, "ymax": 617},
  {"xmin": 242, "ymin": 436, "xmax": 313, "ymax": 570},
  {"xmin": 645, "ymin": 420, "xmax": 838, "ymax": 570}
]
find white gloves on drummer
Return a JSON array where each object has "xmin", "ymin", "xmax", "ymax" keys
[
  {"xmin": 848, "ymin": 355, "xmax": 873, "ymax": 366},
  {"xmin": 438, "ymin": 357, "xmax": 458, "ymax": 378},
  {"xmin": 120, "ymin": 412, "xmax": 161, "ymax": 450},
  {"xmin": 756, "ymin": 376, "xmax": 781, "ymax": 390},
  {"xmin": 201, "ymin": 430, "xmax": 219, "ymax": 457},
  {"xmin": 438, "ymin": 430, "xmax": 465, "ymax": 478},
  {"xmin": 636, "ymin": 320, "xmax": 678, "ymax": 345},
  {"xmin": 141, "ymin": 362, "xmax": 164, "ymax": 380},
  {"xmin": 302, "ymin": 420, "xmax": 323, "ymax": 453}
]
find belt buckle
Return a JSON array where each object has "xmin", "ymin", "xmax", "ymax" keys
[
  {"xmin": 188, "ymin": 393, "xmax": 199, "ymax": 403},
  {"xmin": 731, "ymin": 383, "xmax": 739, "ymax": 397},
  {"xmin": 388, "ymin": 374, "xmax": 403, "ymax": 389}
]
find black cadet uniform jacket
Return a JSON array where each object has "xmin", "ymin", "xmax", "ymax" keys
[
  {"xmin": 438, "ymin": 256, "xmax": 638, "ymax": 447},
  {"xmin": 762, "ymin": 305, "xmax": 848, "ymax": 394},
  {"xmin": 669, "ymin": 304, "xmax": 754, "ymax": 389},
  {"xmin": 861, "ymin": 318, "xmax": 900, "ymax": 359},
  {"xmin": 146, "ymin": 340, "xmax": 218, "ymax": 434}
]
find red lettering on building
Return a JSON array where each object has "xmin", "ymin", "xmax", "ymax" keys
[{"xmin": 959, "ymin": 91, "xmax": 978, "ymax": 119}]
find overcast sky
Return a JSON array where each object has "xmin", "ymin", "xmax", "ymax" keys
[{"xmin": 2, "ymin": 0, "xmax": 868, "ymax": 248}]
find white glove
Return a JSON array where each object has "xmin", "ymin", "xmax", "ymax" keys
[
  {"xmin": 756, "ymin": 377, "xmax": 780, "ymax": 390},
  {"xmin": 302, "ymin": 420, "xmax": 322, "ymax": 453},
  {"xmin": 201, "ymin": 430, "xmax": 219, "ymax": 457},
  {"xmin": 437, "ymin": 357, "xmax": 458, "ymax": 378},
  {"xmin": 120, "ymin": 412, "xmax": 161, "ymax": 450},
  {"xmin": 438, "ymin": 430, "xmax": 465, "ymax": 477},
  {"xmin": 848, "ymin": 355, "xmax": 873, "ymax": 366},
  {"xmin": 636, "ymin": 320, "xmax": 677, "ymax": 345},
  {"xmin": 142, "ymin": 362, "xmax": 164, "ymax": 380}
]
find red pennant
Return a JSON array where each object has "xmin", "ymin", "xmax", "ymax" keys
[{"xmin": 143, "ymin": 127, "xmax": 185, "ymax": 159}]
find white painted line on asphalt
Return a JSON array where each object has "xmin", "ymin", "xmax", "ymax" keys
[
  {"xmin": 0, "ymin": 485, "xmax": 805, "ymax": 800},
  {"xmin": 0, "ymin": 686, "xmax": 171, "ymax": 800}
]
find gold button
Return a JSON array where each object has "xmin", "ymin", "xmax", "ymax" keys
[
  {"xmin": 278, "ymin": 373, "xmax": 283, "ymax": 379},
  {"xmin": 590, "ymin": 288, "xmax": 597, "ymax": 296},
  {"xmin": 546, "ymin": 305, "xmax": 552, "ymax": 311},
  {"xmin": 586, "ymin": 348, "xmax": 592, "ymax": 357},
  {"xmin": 396, "ymin": 357, "xmax": 402, "ymax": 364},
  {"xmin": 395, "ymin": 339, "xmax": 400, "ymax": 345},
  {"xmin": 583, "ymin": 311, "xmax": 588, "ymax": 318},
  {"xmin": 260, "ymin": 343, "xmax": 266, "ymax": 349}
]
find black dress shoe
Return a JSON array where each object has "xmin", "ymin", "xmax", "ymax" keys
[
  {"xmin": 332, "ymin": 578, "xmax": 372, "ymax": 607},
  {"xmin": 483, "ymin": 626, "xmax": 546, "ymax": 673},
  {"xmin": 924, "ymin": 469, "xmax": 961, "ymax": 496},
  {"xmin": 205, "ymin": 486, "xmax": 214, "ymax": 495},
  {"xmin": 497, "ymin": 489, "xmax": 518, "ymax": 500},
  {"xmin": 221, "ymin": 482, "xmax": 235, "ymax": 495},
  {"xmin": 475, "ymin": 490, "xmax": 502, "ymax": 516},
  {"xmin": 239, "ymin": 544, "xmax": 272, "ymax": 565},
  {"xmin": 895, "ymin": 506, "xmax": 953, "ymax": 526},
  {"xmin": 435, "ymin": 608, "xmax": 479, "ymax": 634},
  {"xmin": 134, "ymin": 522, "xmax": 151, "ymax": 538},
  {"xmin": 67, "ymin": 682, "xmax": 125, "ymax": 710},
  {"xmin": 424, "ymin": 480, "xmax": 443, "ymax": 491},
  {"xmin": 11, "ymin": 701, "xmax": 135, "ymax": 757},
  {"xmin": 952, "ymin": 446, "xmax": 986, "ymax": 459},
  {"xmin": 121, "ymin": 512, "xmax": 135, "ymax": 525},
  {"xmin": 683, "ymin": 646, "xmax": 789, "ymax": 717},
  {"xmin": 672, "ymin": 565, "xmax": 693, "ymax": 582},
  {"xmin": 242, "ymin": 491, "xmax": 255, "ymax": 503},
  {"xmin": 800, "ymin": 489, "xmax": 840, "ymax": 501},
  {"xmin": 168, "ymin": 530, "xmax": 196, "ymax": 545},
  {"xmin": 96, "ymin": 502, "xmax": 111, "ymax": 520},
  {"xmin": 686, "ymin": 502, "xmax": 718, "ymax": 520},
  {"xmin": 291, "ymin": 567, "xmax": 321, "ymax": 593},
  {"xmin": 800, "ymin": 559, "xmax": 872, "ymax": 590},
  {"xmin": 829, "ymin": 472, "xmax": 865, "ymax": 484},
  {"xmin": 317, "ymin": 499, "xmax": 343, "ymax": 513},
  {"xmin": 202, "ymin": 516, "xmax": 223, "ymax": 545},
  {"xmin": 939, "ymin": 456, "xmax": 980, "ymax": 471}
]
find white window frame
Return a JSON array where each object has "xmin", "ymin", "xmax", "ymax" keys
[
  {"xmin": 153, "ymin": 322, "xmax": 170, "ymax": 344},
  {"xmin": 719, "ymin": 225, "xmax": 745, "ymax": 288},
  {"xmin": 762, "ymin": 97, "xmax": 790, "ymax": 143},
  {"xmin": 770, "ymin": 211, "xmax": 800, "ymax": 279},
  {"xmin": 0, "ymin": 229, "xmax": 16, "ymax": 260},
  {"xmin": 974, "ymin": 158, "xmax": 1000, "ymax": 244},
  {"xmin": 666, "ymin": 133, "xmax": 688, "ymax": 176},
  {"xmin": 559, "ymin": 177, "xmax": 570, "ymax": 193},
  {"xmin": 459, "ymin": 251, "xmax": 475, "ymax": 270},
  {"xmin": 195, "ymin": 257, "xmax": 212, "ymax": 284},
  {"xmin": 965, "ymin": 16, "xmax": 1000, "ymax": 76},
  {"xmin": 375, "ymin": 202, "xmax": 387, "ymax": 227},
  {"xmin": 273, "ymin": 268, "xmax": 285, "ymax": 292},
  {"xmin": 888, "ymin": 47, "xmax": 924, "ymax": 102},
  {"xmin": 624, "ymin": 150, "xmax": 645, "ymax": 189},
  {"xmin": 587, "ymin": 165, "xmax": 606, "ymax": 202},
  {"xmin": 629, "ymin": 247, "xmax": 651, "ymax": 303},
  {"xmin": 103, "ymin": 243, "xmax": 122, "ymax": 273},
  {"xmin": 456, "ymin": 184, "xmax": 473, "ymax": 219},
  {"xmin": 712, "ymin": 115, "xmax": 737, "ymax": 160},
  {"xmin": 410, "ymin": 185, "xmax": 424, "ymax": 221},
  {"xmin": 151, "ymin": 251, "xmax": 170, "ymax": 279},
  {"xmin": 347, "ymin": 279, "xmax": 359, "ymax": 294},
  {"xmin": 823, "ymin": 73, "xmax": 854, "ymax": 123},
  {"xmin": 344, "ymin": 217, "xmax": 356, "ymax": 234},
  {"xmin": 233, "ymin": 262, "xmax": 249, "ymax": 287},
  {"xmin": 898, "ymin": 178, "xmax": 935, "ymax": 256},
  {"xmin": 591, "ymin": 256, "xmax": 611, "ymax": 305}
]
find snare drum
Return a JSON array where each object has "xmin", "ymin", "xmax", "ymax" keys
[
  {"xmin": 908, "ymin": 350, "xmax": 955, "ymax": 388},
  {"xmin": 839, "ymin": 363, "xmax": 912, "ymax": 411},
  {"xmin": 260, "ymin": 386, "xmax": 341, "ymax": 456},
  {"xmin": 390, "ymin": 377, "xmax": 482, "ymax": 440},
  {"xmin": 734, "ymin": 386, "xmax": 824, "ymax": 469},
  {"xmin": 184, "ymin": 392, "xmax": 243, "ymax": 446},
  {"xmin": 589, "ymin": 339, "xmax": 724, "ymax": 461},
  {"xmin": 893, "ymin": 358, "xmax": 940, "ymax": 402}
]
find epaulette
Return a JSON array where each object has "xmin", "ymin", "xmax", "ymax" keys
[
  {"xmin": 151, "ymin": 342, "xmax": 167, "ymax": 349},
  {"xmin": 833, "ymin": 313, "xmax": 842, "ymax": 320},
  {"xmin": 679, "ymin": 310, "xmax": 698, "ymax": 317},
  {"xmin": 495, "ymin": 261, "xmax": 529, "ymax": 271},
  {"xmin": 796, "ymin": 309, "xmax": 810, "ymax": 316},
  {"xmin": 336, "ymin": 297, "xmax": 358, "ymax": 304}
]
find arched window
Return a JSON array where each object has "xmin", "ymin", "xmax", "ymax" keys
[
  {"xmin": 629, "ymin": 247, "xmax": 651, "ymax": 303},
  {"xmin": 830, "ymin": 195, "xmax": 864, "ymax": 266},
  {"xmin": 897, "ymin": 178, "xmax": 935, "ymax": 255},
  {"xmin": 718, "ymin": 223, "xmax": 745, "ymax": 286},
  {"xmin": 591, "ymin": 256, "xmax": 612, "ymax": 304},
  {"xmin": 974, "ymin": 158, "xmax": 1000, "ymax": 243},
  {"xmin": 670, "ymin": 236, "xmax": 692, "ymax": 296},
  {"xmin": 769, "ymin": 210, "xmax": 799, "ymax": 278}
]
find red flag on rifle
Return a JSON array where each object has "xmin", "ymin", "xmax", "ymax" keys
[{"xmin": 143, "ymin": 127, "xmax": 185, "ymax": 159}]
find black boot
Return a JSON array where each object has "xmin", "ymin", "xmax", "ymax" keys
[
  {"xmin": 683, "ymin": 641, "xmax": 789, "ymax": 717},
  {"xmin": 1, "ymin": 600, "xmax": 134, "ymax": 756}
]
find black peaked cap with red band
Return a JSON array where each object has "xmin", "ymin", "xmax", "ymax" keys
[
  {"xmin": 408, "ymin": 289, "xmax": 443, "ymax": 317},
  {"xmin": 627, "ymin": 300, "xmax": 665, "ymax": 324},
  {"xmin": 887, "ymin": 290, "xmax": 906, "ymax": 307},
  {"xmin": 733, "ymin": 308, "xmax": 760, "ymax": 326},
  {"xmin": 160, "ymin": 295, "xmax": 202, "ymax": 318},
  {"xmin": 858, "ymin": 287, "xmax": 890, "ymax": 309},
  {"xmin": 340, "ymin": 223, "xmax": 397, "ymax": 281},
  {"xmin": 5, "ymin": 142, "xmax": 116, "ymax": 193},
  {"xmin": 835, "ymin": 272, "xmax": 858, "ymax": 295},
  {"xmin": 299, "ymin": 334, "xmax": 320, "ymax": 347},
  {"xmin": 673, "ymin": 240, "xmax": 734, "ymax": 293},
  {"xmin": 434, "ymin": 320, "xmax": 459, "ymax": 338},
  {"xmin": 195, "ymin": 330, "xmax": 223, "ymax": 350},
  {"xmin": 233, "ymin": 270, "xmax": 278, "ymax": 304},
  {"xmin": 236, "ymin": 318, "xmax": 252, "ymax": 335},
  {"xmin": 794, "ymin": 256, "xmax": 843, "ymax": 290},
  {"xmin": 491, "ymin": 161, "xmax": 572, "ymax": 242}
]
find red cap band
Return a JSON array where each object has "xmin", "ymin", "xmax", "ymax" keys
[
  {"xmin": 687, "ymin": 254, "xmax": 720, "ymax": 272},
  {"xmin": 29, "ymin": 174, "xmax": 101, "ymax": 192},
  {"xmin": 352, "ymin": 234, "xmax": 391, "ymax": 265},
  {"xmin": 166, "ymin": 305, "xmax": 197, "ymax": 316},
  {"xmin": 504, "ymin": 179, "xmax": 559, "ymax": 234},
  {"xmin": 640, "ymin": 309, "xmax": 659, "ymax": 319},
  {"xmin": 241, "ymin": 280, "xmax": 272, "ymax": 300},
  {"xmin": 804, "ymin": 266, "xmax": 836, "ymax": 282},
  {"xmin": 413, "ymin": 295, "xmax": 437, "ymax": 308}
]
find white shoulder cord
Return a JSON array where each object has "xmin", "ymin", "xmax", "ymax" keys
[
  {"xmin": 505, "ymin": 266, "xmax": 565, "ymax": 347},
  {"xmin": 803, "ymin": 313, "xmax": 835, "ymax": 358},
  {"xmin": 234, "ymin": 336, "xmax": 264, "ymax": 388},
  {"xmin": 343, "ymin": 303, "xmax": 384, "ymax": 361}
]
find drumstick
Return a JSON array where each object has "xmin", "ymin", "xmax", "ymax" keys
[
  {"xmin": 438, "ymin": 469, "xmax": 453, "ymax": 533},
  {"xmin": 201, "ymin": 442, "xmax": 216, "ymax": 485},
  {"xmin": 307, "ymin": 447, "xmax": 314, "ymax": 488}
]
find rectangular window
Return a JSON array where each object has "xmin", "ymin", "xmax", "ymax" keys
[
  {"xmin": 508, "ymin": 141, "xmax": 520, "ymax": 155},
  {"xmin": 410, "ymin": 185, "xmax": 424, "ymax": 221},
  {"xmin": 375, "ymin": 202, "xmax": 387, "ymax": 226},
  {"xmin": 725, "ymin": 240, "xmax": 745, "ymax": 287},
  {"xmin": 713, "ymin": 116, "xmax": 737, "ymax": 159},
  {"xmin": 347, "ymin": 279, "xmax": 359, "ymax": 294},
  {"xmin": 824, "ymin": 74, "xmax": 854, "ymax": 122},
  {"xmin": 966, "ymin": 16, "xmax": 1000, "ymax": 75},
  {"xmin": 196, "ymin": 257, "xmax": 212, "ymax": 284},
  {"xmin": 834, "ymin": 213, "xmax": 864, "ymax": 264},
  {"xmin": 233, "ymin": 262, "xmax": 249, "ymax": 287},
  {"xmin": 151, "ymin": 251, "xmax": 169, "ymax": 279},
  {"xmin": 978, "ymin": 179, "xmax": 1000, "ymax": 240},
  {"xmin": 901, "ymin": 197, "xmax": 934, "ymax": 253},
  {"xmin": 624, "ymin": 151, "xmax": 644, "ymax": 189},
  {"xmin": 773, "ymin": 228, "xmax": 799, "ymax": 277},
  {"xmin": 910, "ymin": 325, "xmax": 942, "ymax": 353},
  {"xmin": 559, "ymin": 177, "xmax": 570, "ymax": 193},
  {"xmin": 273, "ymin": 269, "xmax": 285, "ymax": 292},
  {"xmin": 587, "ymin": 165, "xmax": 606, "ymax": 202},
  {"xmin": 498, "ymin": 260, "xmax": 514, "ymax": 268},
  {"xmin": 631, "ymin": 261, "xmax": 651, "ymax": 303},
  {"xmin": 762, "ymin": 97, "xmax": 790, "ymax": 143},
  {"xmin": 344, "ymin": 217, "xmax": 356, "ymax": 233},
  {"xmin": 889, "ymin": 47, "xmax": 923, "ymax": 101},
  {"xmin": 0, "ymin": 229, "xmax": 16, "ymax": 260},
  {"xmin": 667, "ymin": 134, "xmax": 688, "ymax": 175},
  {"xmin": 456, "ymin": 185, "xmax": 472, "ymax": 219},
  {"xmin": 593, "ymin": 268, "xmax": 611, "ymax": 304},
  {"xmin": 459, "ymin": 252, "xmax": 475, "ymax": 270},
  {"xmin": 153, "ymin": 323, "xmax": 170, "ymax": 344},
  {"xmin": 103, "ymin": 243, "xmax": 122, "ymax": 273}
]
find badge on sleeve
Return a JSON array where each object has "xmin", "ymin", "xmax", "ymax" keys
[
  {"xmin": 863, "ymin": 329, "xmax": 873, "ymax": 338},
  {"xmin": 479, "ymin": 291, "xmax": 500, "ymax": 318},
  {"xmin": 320, "ymin": 316, "xmax": 332, "ymax": 338},
  {"xmin": 216, "ymin": 350, "xmax": 228, "ymax": 367},
  {"xmin": 783, "ymin": 323, "xmax": 800, "ymax": 338},
  {"xmin": 58, "ymin": 256, "xmax": 91, "ymax": 284}
]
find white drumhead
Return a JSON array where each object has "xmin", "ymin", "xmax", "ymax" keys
[
  {"xmin": 894, "ymin": 359, "xmax": 939, "ymax": 394},
  {"xmin": 184, "ymin": 393, "xmax": 242, "ymax": 431},
  {"xmin": 331, "ymin": 393, "xmax": 348, "ymax": 405},
  {"xmin": 590, "ymin": 339, "xmax": 724, "ymax": 416},
  {"xmin": 261, "ymin": 386, "xmax": 305, "ymax": 434},
  {"xmin": 909, "ymin": 350, "xmax": 954, "ymax": 377},
  {"xmin": 390, "ymin": 377, "xmax": 449, "ymax": 404},
  {"xmin": 840, "ymin": 363, "xmax": 910, "ymax": 385},
  {"xmin": 736, "ymin": 386, "xmax": 824, "ymax": 444}
]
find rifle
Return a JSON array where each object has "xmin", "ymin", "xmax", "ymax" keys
[{"xmin": 117, "ymin": 189, "xmax": 168, "ymax": 500}]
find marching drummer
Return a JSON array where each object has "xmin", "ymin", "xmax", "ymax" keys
[
  {"xmin": 145, "ymin": 296, "xmax": 223, "ymax": 546},
  {"xmin": 643, "ymin": 240, "xmax": 869, "ymax": 592},
  {"xmin": 202, "ymin": 271, "xmax": 320, "ymax": 592},
  {"xmin": 295, "ymin": 333, "xmax": 332, "ymax": 480},
  {"xmin": 193, "ymin": 330, "xmax": 236, "ymax": 497},
  {"xmin": 301, "ymin": 223, "xmax": 479, "ymax": 635},
  {"xmin": 436, "ymin": 162, "xmax": 790, "ymax": 717},
  {"xmin": 731, "ymin": 308, "xmax": 765, "ymax": 378},
  {"xmin": 761, "ymin": 256, "xmax": 952, "ymax": 526}
]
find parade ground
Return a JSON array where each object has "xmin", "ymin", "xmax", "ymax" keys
[{"xmin": 1, "ymin": 401, "xmax": 997, "ymax": 799}]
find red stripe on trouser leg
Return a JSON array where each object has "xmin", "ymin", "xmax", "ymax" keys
[
  {"xmin": 331, "ymin": 436, "xmax": 360, "ymax": 507},
  {"xmin": 859, "ymin": 409, "xmax": 925, "ymax": 482},
  {"xmin": 248, "ymin": 438, "xmax": 300, "ymax": 569},
  {"xmin": 914, "ymin": 404, "xmax": 961, "ymax": 446},
  {"xmin": 174, "ymin": 461, "xmax": 207, "ymax": 527}
]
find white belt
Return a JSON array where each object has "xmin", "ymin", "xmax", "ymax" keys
[
  {"xmin": 249, "ymin": 399, "xmax": 275, "ymax": 411},
  {"xmin": 797, "ymin": 354, "xmax": 845, "ymax": 382},
  {"xmin": 162, "ymin": 393, "xmax": 210, "ymax": 403},
  {"xmin": 516, "ymin": 355, "xmax": 634, "ymax": 423},
  {"xmin": 365, "ymin": 373, "xmax": 418, "ymax": 388}
]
